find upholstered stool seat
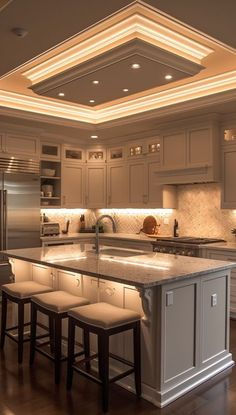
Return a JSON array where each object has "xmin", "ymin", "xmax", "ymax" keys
[
  {"xmin": 0, "ymin": 281, "xmax": 53, "ymax": 364},
  {"xmin": 2, "ymin": 281, "xmax": 53, "ymax": 299},
  {"xmin": 31, "ymin": 290, "xmax": 89, "ymax": 313},
  {"xmin": 68, "ymin": 302, "xmax": 140, "ymax": 329},
  {"xmin": 30, "ymin": 290, "xmax": 90, "ymax": 384},
  {"xmin": 67, "ymin": 302, "xmax": 141, "ymax": 412}
]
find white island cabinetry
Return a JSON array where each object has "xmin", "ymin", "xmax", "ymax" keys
[{"xmin": 6, "ymin": 245, "xmax": 234, "ymax": 409}]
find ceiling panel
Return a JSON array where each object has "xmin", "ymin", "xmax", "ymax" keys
[{"xmin": 0, "ymin": 0, "xmax": 235, "ymax": 78}]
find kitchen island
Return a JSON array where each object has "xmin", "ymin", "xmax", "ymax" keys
[{"xmin": 2, "ymin": 244, "xmax": 235, "ymax": 408}]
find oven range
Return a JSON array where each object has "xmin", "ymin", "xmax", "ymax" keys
[{"xmin": 152, "ymin": 237, "xmax": 225, "ymax": 257}]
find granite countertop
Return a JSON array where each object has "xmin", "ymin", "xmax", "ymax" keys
[
  {"xmin": 203, "ymin": 242, "xmax": 236, "ymax": 252},
  {"xmin": 41, "ymin": 232, "xmax": 156, "ymax": 243},
  {"xmin": 3, "ymin": 244, "xmax": 235, "ymax": 288}
]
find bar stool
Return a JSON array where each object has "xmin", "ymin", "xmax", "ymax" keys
[
  {"xmin": 30, "ymin": 290, "xmax": 90, "ymax": 384},
  {"xmin": 0, "ymin": 281, "xmax": 53, "ymax": 364},
  {"xmin": 67, "ymin": 302, "xmax": 141, "ymax": 413}
]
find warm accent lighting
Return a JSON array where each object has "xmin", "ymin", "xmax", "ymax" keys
[
  {"xmin": 1, "ymin": 71, "xmax": 236, "ymax": 123},
  {"xmin": 89, "ymin": 99, "xmax": 95, "ymax": 103},
  {"xmin": 123, "ymin": 88, "xmax": 129, "ymax": 92},
  {"xmin": 22, "ymin": 3, "xmax": 213, "ymax": 84},
  {"xmin": 90, "ymin": 135, "xmax": 98, "ymax": 138},
  {"xmin": 58, "ymin": 92, "xmax": 65, "ymax": 97},
  {"xmin": 165, "ymin": 74, "xmax": 173, "ymax": 80},
  {"xmin": 92, "ymin": 80, "xmax": 99, "ymax": 84},
  {"xmin": 99, "ymin": 208, "xmax": 174, "ymax": 216},
  {"xmin": 131, "ymin": 63, "xmax": 141, "ymax": 69},
  {"xmin": 41, "ymin": 208, "xmax": 87, "ymax": 214}
]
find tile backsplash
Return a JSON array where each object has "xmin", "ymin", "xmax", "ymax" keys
[{"xmin": 41, "ymin": 183, "xmax": 236, "ymax": 242}]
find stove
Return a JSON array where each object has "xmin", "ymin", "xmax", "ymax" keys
[{"xmin": 152, "ymin": 237, "xmax": 225, "ymax": 257}]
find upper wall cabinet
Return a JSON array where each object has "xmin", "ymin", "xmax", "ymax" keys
[
  {"xmin": 62, "ymin": 144, "xmax": 85, "ymax": 163},
  {"xmin": 221, "ymin": 144, "xmax": 236, "ymax": 209},
  {"xmin": 86, "ymin": 147, "xmax": 106, "ymax": 163},
  {"xmin": 107, "ymin": 146, "xmax": 126, "ymax": 163},
  {"xmin": 107, "ymin": 163, "xmax": 129, "ymax": 207},
  {"xmin": 41, "ymin": 142, "xmax": 61, "ymax": 160},
  {"xmin": 158, "ymin": 121, "xmax": 220, "ymax": 184},
  {"xmin": 2, "ymin": 134, "xmax": 40, "ymax": 158},
  {"xmin": 85, "ymin": 164, "xmax": 106, "ymax": 208},
  {"xmin": 61, "ymin": 163, "xmax": 84, "ymax": 208}
]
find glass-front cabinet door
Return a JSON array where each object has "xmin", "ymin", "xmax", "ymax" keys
[
  {"xmin": 41, "ymin": 142, "xmax": 61, "ymax": 160},
  {"xmin": 62, "ymin": 145, "xmax": 85, "ymax": 163}
]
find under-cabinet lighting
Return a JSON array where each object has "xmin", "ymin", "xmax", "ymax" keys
[
  {"xmin": 41, "ymin": 209, "xmax": 87, "ymax": 215},
  {"xmin": 99, "ymin": 208, "xmax": 174, "ymax": 215},
  {"xmin": 89, "ymin": 99, "xmax": 95, "ymax": 103}
]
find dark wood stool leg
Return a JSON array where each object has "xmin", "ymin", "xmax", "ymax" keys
[
  {"xmin": 67, "ymin": 317, "xmax": 75, "ymax": 390},
  {"xmin": 30, "ymin": 302, "xmax": 37, "ymax": 366},
  {"xmin": 133, "ymin": 321, "xmax": 141, "ymax": 397},
  {"xmin": 98, "ymin": 333, "xmax": 109, "ymax": 413},
  {"xmin": 54, "ymin": 315, "xmax": 62, "ymax": 385},
  {"xmin": 0, "ymin": 291, "xmax": 7, "ymax": 349},
  {"xmin": 49, "ymin": 315, "xmax": 54, "ymax": 354},
  {"xmin": 18, "ymin": 301, "xmax": 24, "ymax": 364},
  {"xmin": 83, "ymin": 329, "xmax": 90, "ymax": 371}
]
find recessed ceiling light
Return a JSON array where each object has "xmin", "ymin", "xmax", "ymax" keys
[
  {"xmin": 91, "ymin": 135, "xmax": 98, "ymax": 139},
  {"xmin": 58, "ymin": 92, "xmax": 65, "ymax": 97},
  {"xmin": 165, "ymin": 74, "xmax": 173, "ymax": 80},
  {"xmin": 92, "ymin": 80, "xmax": 99, "ymax": 85},
  {"xmin": 89, "ymin": 99, "xmax": 95, "ymax": 103},
  {"xmin": 123, "ymin": 88, "xmax": 129, "ymax": 92},
  {"xmin": 131, "ymin": 63, "xmax": 141, "ymax": 69}
]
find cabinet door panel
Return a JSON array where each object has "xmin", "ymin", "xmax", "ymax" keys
[
  {"xmin": 107, "ymin": 163, "xmax": 128, "ymax": 207},
  {"xmin": 128, "ymin": 161, "xmax": 146, "ymax": 207},
  {"xmin": 61, "ymin": 163, "xmax": 84, "ymax": 208},
  {"xmin": 86, "ymin": 165, "xmax": 106, "ymax": 208},
  {"xmin": 222, "ymin": 149, "xmax": 236, "ymax": 207},
  {"xmin": 187, "ymin": 128, "xmax": 212, "ymax": 167},
  {"xmin": 5, "ymin": 134, "xmax": 39, "ymax": 157},
  {"xmin": 147, "ymin": 160, "xmax": 162, "ymax": 206},
  {"xmin": 162, "ymin": 131, "xmax": 186, "ymax": 170}
]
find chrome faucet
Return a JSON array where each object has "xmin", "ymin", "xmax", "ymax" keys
[{"xmin": 94, "ymin": 215, "xmax": 117, "ymax": 254}]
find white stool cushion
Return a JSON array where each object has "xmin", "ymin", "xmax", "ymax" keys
[
  {"xmin": 31, "ymin": 290, "xmax": 89, "ymax": 313},
  {"xmin": 2, "ymin": 281, "xmax": 53, "ymax": 299},
  {"xmin": 68, "ymin": 302, "xmax": 140, "ymax": 329}
]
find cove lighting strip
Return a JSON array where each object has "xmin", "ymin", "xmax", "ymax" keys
[
  {"xmin": 1, "ymin": 70, "xmax": 236, "ymax": 124},
  {"xmin": 23, "ymin": 13, "xmax": 213, "ymax": 84}
]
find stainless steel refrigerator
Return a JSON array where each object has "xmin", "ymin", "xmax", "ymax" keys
[{"xmin": 0, "ymin": 156, "xmax": 41, "ymax": 255}]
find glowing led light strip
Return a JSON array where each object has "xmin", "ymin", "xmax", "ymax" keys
[
  {"xmin": 23, "ymin": 14, "xmax": 213, "ymax": 84},
  {"xmin": 0, "ymin": 71, "xmax": 236, "ymax": 123}
]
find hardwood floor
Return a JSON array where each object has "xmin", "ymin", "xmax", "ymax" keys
[{"xmin": 0, "ymin": 311, "xmax": 236, "ymax": 415}]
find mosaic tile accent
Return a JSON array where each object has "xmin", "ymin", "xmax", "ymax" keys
[{"xmin": 41, "ymin": 183, "xmax": 236, "ymax": 242}]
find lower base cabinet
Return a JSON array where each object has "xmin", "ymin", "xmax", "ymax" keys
[{"xmin": 202, "ymin": 248, "xmax": 236, "ymax": 319}]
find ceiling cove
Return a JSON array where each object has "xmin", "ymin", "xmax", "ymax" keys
[{"xmin": 0, "ymin": 1, "xmax": 235, "ymax": 126}]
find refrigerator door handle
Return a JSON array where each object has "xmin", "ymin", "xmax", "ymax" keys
[
  {"xmin": 3, "ymin": 190, "xmax": 7, "ymax": 250},
  {"xmin": 0, "ymin": 190, "xmax": 3, "ymax": 250}
]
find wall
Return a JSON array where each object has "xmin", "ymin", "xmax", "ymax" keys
[{"xmin": 41, "ymin": 183, "xmax": 236, "ymax": 242}]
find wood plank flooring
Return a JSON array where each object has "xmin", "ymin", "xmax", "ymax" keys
[{"xmin": 0, "ymin": 308, "xmax": 236, "ymax": 415}]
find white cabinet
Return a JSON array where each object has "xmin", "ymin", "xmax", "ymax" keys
[
  {"xmin": 221, "ymin": 145, "xmax": 236, "ymax": 208},
  {"xmin": 4, "ymin": 134, "xmax": 39, "ymax": 158},
  {"xmin": 62, "ymin": 144, "xmax": 85, "ymax": 163},
  {"xmin": 128, "ymin": 160, "xmax": 147, "ymax": 207},
  {"xmin": 61, "ymin": 163, "xmax": 84, "ymax": 208},
  {"xmin": 0, "ymin": 134, "xmax": 4, "ymax": 152},
  {"xmin": 107, "ymin": 162, "xmax": 128, "ymax": 207},
  {"xmin": 159, "ymin": 122, "xmax": 220, "ymax": 184},
  {"xmin": 203, "ymin": 248, "xmax": 236, "ymax": 319},
  {"xmin": 41, "ymin": 142, "xmax": 61, "ymax": 160},
  {"xmin": 86, "ymin": 147, "xmax": 106, "ymax": 163},
  {"xmin": 85, "ymin": 164, "xmax": 106, "ymax": 208}
]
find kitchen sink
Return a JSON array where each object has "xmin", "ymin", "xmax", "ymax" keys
[{"xmin": 89, "ymin": 248, "xmax": 145, "ymax": 257}]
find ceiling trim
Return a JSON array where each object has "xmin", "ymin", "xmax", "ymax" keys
[
  {"xmin": 0, "ymin": 70, "xmax": 235, "ymax": 124},
  {"xmin": 32, "ymin": 39, "xmax": 204, "ymax": 97},
  {"xmin": 22, "ymin": 3, "xmax": 213, "ymax": 85}
]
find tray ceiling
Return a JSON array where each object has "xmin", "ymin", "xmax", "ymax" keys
[{"xmin": 32, "ymin": 40, "xmax": 204, "ymax": 106}]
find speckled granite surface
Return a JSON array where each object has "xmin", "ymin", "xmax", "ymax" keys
[{"xmin": 3, "ymin": 244, "xmax": 235, "ymax": 288}]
